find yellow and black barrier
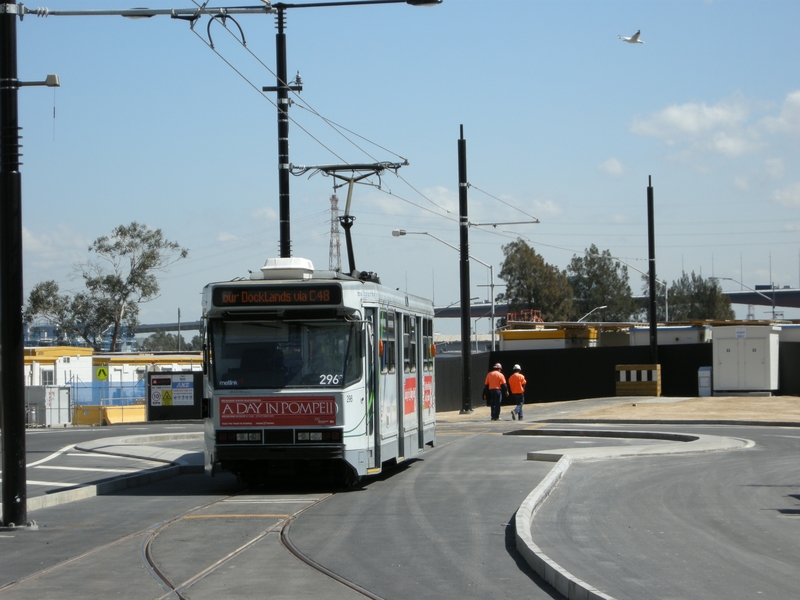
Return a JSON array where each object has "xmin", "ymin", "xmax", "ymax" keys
[{"xmin": 615, "ymin": 364, "xmax": 661, "ymax": 397}]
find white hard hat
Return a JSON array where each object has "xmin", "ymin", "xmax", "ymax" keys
[{"xmin": 513, "ymin": 364, "xmax": 521, "ymax": 371}]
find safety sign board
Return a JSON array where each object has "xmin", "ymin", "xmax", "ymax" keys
[{"xmin": 150, "ymin": 373, "xmax": 195, "ymax": 407}]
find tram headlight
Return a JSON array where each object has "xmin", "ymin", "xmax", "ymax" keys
[
  {"xmin": 217, "ymin": 430, "xmax": 262, "ymax": 444},
  {"xmin": 296, "ymin": 429, "xmax": 343, "ymax": 443}
]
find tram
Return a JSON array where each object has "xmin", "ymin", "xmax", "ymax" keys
[{"xmin": 202, "ymin": 257, "xmax": 435, "ymax": 484}]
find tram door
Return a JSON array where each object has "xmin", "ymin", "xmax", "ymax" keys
[
  {"xmin": 379, "ymin": 310, "xmax": 401, "ymax": 461},
  {"xmin": 366, "ymin": 308, "xmax": 379, "ymax": 470}
]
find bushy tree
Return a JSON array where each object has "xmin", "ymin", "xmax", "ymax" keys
[
  {"xmin": 567, "ymin": 245, "xmax": 636, "ymax": 321},
  {"xmin": 638, "ymin": 272, "xmax": 669, "ymax": 322},
  {"xmin": 139, "ymin": 330, "xmax": 201, "ymax": 351},
  {"xmin": 24, "ymin": 222, "xmax": 188, "ymax": 351},
  {"xmin": 498, "ymin": 239, "xmax": 573, "ymax": 321},
  {"xmin": 667, "ymin": 271, "xmax": 735, "ymax": 321}
]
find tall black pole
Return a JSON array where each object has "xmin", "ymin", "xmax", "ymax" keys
[
  {"xmin": 276, "ymin": 7, "xmax": 291, "ymax": 258},
  {"xmin": 1, "ymin": 3, "xmax": 29, "ymax": 527},
  {"xmin": 263, "ymin": 6, "xmax": 303, "ymax": 258},
  {"xmin": 458, "ymin": 125, "xmax": 472, "ymax": 413},
  {"xmin": 647, "ymin": 175, "xmax": 658, "ymax": 365}
]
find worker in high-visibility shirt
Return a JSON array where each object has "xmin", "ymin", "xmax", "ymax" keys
[
  {"xmin": 483, "ymin": 362, "xmax": 508, "ymax": 421},
  {"xmin": 508, "ymin": 364, "xmax": 527, "ymax": 421}
]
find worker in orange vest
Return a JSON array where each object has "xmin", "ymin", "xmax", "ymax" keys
[
  {"xmin": 509, "ymin": 364, "xmax": 527, "ymax": 421},
  {"xmin": 483, "ymin": 362, "xmax": 508, "ymax": 421}
]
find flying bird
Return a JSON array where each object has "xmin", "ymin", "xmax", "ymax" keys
[{"xmin": 618, "ymin": 30, "xmax": 644, "ymax": 44}]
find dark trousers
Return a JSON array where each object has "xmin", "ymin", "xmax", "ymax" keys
[
  {"xmin": 511, "ymin": 394, "xmax": 524, "ymax": 418},
  {"xmin": 488, "ymin": 389, "xmax": 502, "ymax": 420}
]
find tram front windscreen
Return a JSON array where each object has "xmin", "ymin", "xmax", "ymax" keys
[{"xmin": 210, "ymin": 319, "xmax": 362, "ymax": 390}]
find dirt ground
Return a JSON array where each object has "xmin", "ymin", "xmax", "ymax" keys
[
  {"xmin": 565, "ymin": 395, "xmax": 800, "ymax": 423},
  {"xmin": 438, "ymin": 396, "xmax": 800, "ymax": 424}
]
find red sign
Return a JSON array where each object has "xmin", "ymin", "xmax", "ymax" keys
[
  {"xmin": 403, "ymin": 378, "xmax": 417, "ymax": 415},
  {"xmin": 219, "ymin": 396, "xmax": 337, "ymax": 427},
  {"xmin": 423, "ymin": 375, "xmax": 433, "ymax": 410}
]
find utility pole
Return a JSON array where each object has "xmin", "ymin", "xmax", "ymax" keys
[
  {"xmin": 329, "ymin": 194, "xmax": 341, "ymax": 271},
  {"xmin": 647, "ymin": 176, "xmax": 658, "ymax": 365},
  {"xmin": 262, "ymin": 5, "xmax": 302, "ymax": 259},
  {"xmin": 458, "ymin": 125, "xmax": 473, "ymax": 413},
  {"xmin": 1, "ymin": 2, "xmax": 28, "ymax": 527}
]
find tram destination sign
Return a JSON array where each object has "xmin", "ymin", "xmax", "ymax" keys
[{"xmin": 213, "ymin": 283, "xmax": 342, "ymax": 308}]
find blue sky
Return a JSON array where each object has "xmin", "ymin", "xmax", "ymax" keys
[{"xmin": 16, "ymin": 0, "xmax": 800, "ymax": 335}]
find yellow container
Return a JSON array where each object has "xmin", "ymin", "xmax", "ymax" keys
[
  {"xmin": 72, "ymin": 404, "xmax": 147, "ymax": 425},
  {"xmin": 72, "ymin": 405, "xmax": 103, "ymax": 426},
  {"xmin": 102, "ymin": 405, "xmax": 146, "ymax": 425}
]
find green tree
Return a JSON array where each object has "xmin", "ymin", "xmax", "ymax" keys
[
  {"xmin": 567, "ymin": 245, "xmax": 636, "ymax": 321},
  {"xmin": 24, "ymin": 222, "xmax": 188, "ymax": 351},
  {"xmin": 139, "ymin": 330, "xmax": 201, "ymax": 351},
  {"xmin": 667, "ymin": 271, "xmax": 735, "ymax": 321},
  {"xmin": 498, "ymin": 239, "xmax": 573, "ymax": 321},
  {"xmin": 638, "ymin": 272, "xmax": 669, "ymax": 322}
]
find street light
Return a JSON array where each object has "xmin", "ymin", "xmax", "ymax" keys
[
  {"xmin": 710, "ymin": 277, "xmax": 775, "ymax": 319},
  {"xmin": 577, "ymin": 305, "xmax": 607, "ymax": 322},
  {"xmin": 392, "ymin": 229, "xmax": 498, "ymax": 350}
]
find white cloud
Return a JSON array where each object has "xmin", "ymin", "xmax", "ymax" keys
[
  {"xmin": 632, "ymin": 99, "xmax": 748, "ymax": 138},
  {"xmin": 630, "ymin": 96, "xmax": 759, "ymax": 157},
  {"xmin": 733, "ymin": 176, "xmax": 749, "ymax": 191},
  {"xmin": 23, "ymin": 224, "xmax": 88, "ymax": 273},
  {"xmin": 216, "ymin": 231, "xmax": 239, "ymax": 242},
  {"xmin": 531, "ymin": 198, "xmax": 562, "ymax": 218},
  {"xmin": 598, "ymin": 158, "xmax": 625, "ymax": 177},
  {"xmin": 762, "ymin": 90, "xmax": 800, "ymax": 136},
  {"xmin": 772, "ymin": 182, "xmax": 800, "ymax": 208},
  {"xmin": 764, "ymin": 158, "xmax": 785, "ymax": 179}
]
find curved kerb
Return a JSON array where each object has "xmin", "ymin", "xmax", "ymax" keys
[{"xmin": 512, "ymin": 428, "xmax": 752, "ymax": 600}]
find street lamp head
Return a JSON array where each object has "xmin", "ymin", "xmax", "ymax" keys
[
  {"xmin": 392, "ymin": 229, "xmax": 406, "ymax": 237},
  {"xmin": 406, "ymin": 0, "xmax": 443, "ymax": 5}
]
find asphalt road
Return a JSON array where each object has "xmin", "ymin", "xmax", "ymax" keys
[
  {"xmin": 529, "ymin": 424, "xmax": 800, "ymax": 600},
  {"xmin": 3, "ymin": 417, "xmax": 799, "ymax": 599},
  {"xmin": 3, "ymin": 423, "xmax": 203, "ymax": 497}
]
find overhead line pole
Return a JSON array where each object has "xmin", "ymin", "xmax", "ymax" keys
[
  {"xmin": 647, "ymin": 176, "xmax": 658, "ymax": 365},
  {"xmin": 458, "ymin": 125, "xmax": 472, "ymax": 414},
  {"xmin": 1, "ymin": 1, "xmax": 28, "ymax": 528}
]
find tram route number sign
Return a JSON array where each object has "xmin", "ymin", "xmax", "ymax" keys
[
  {"xmin": 150, "ymin": 374, "xmax": 195, "ymax": 407},
  {"xmin": 212, "ymin": 283, "xmax": 342, "ymax": 307},
  {"xmin": 220, "ymin": 396, "xmax": 337, "ymax": 427}
]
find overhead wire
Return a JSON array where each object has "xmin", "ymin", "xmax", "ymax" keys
[
  {"xmin": 184, "ymin": 1, "xmax": 455, "ymax": 220},
  {"xmin": 467, "ymin": 182, "xmax": 540, "ymax": 221}
]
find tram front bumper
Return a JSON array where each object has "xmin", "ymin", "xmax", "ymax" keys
[{"xmin": 216, "ymin": 444, "xmax": 344, "ymax": 462}]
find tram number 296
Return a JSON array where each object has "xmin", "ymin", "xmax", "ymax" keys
[{"xmin": 320, "ymin": 373, "xmax": 341, "ymax": 385}]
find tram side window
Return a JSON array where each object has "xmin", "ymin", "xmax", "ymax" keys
[
  {"xmin": 403, "ymin": 315, "xmax": 417, "ymax": 374},
  {"xmin": 423, "ymin": 318, "xmax": 433, "ymax": 372},
  {"xmin": 380, "ymin": 311, "xmax": 396, "ymax": 374}
]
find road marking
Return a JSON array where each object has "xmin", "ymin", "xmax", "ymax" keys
[
  {"xmin": 183, "ymin": 514, "xmax": 289, "ymax": 519},
  {"xmin": 0, "ymin": 479, "xmax": 80, "ymax": 488},
  {"xmin": 27, "ymin": 444, "xmax": 76, "ymax": 467},
  {"xmin": 35, "ymin": 465, "xmax": 137, "ymax": 474}
]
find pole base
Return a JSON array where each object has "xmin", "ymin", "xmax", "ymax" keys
[{"xmin": 0, "ymin": 520, "xmax": 38, "ymax": 532}]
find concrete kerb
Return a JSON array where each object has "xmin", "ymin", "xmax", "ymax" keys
[
  {"xmin": 23, "ymin": 433, "xmax": 205, "ymax": 516},
  {"xmin": 512, "ymin": 428, "xmax": 753, "ymax": 600}
]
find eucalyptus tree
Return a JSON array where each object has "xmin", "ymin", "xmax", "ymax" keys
[
  {"xmin": 498, "ymin": 239, "xmax": 573, "ymax": 321},
  {"xmin": 567, "ymin": 244, "xmax": 636, "ymax": 321},
  {"xmin": 24, "ymin": 222, "xmax": 188, "ymax": 351}
]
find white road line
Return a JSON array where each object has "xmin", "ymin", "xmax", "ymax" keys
[
  {"xmin": 35, "ymin": 465, "xmax": 137, "ymax": 474},
  {"xmin": 0, "ymin": 478, "xmax": 79, "ymax": 488},
  {"xmin": 27, "ymin": 444, "xmax": 76, "ymax": 467},
  {"xmin": 66, "ymin": 453, "xmax": 162, "ymax": 464}
]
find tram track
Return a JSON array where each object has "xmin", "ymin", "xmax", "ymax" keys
[{"xmin": 0, "ymin": 484, "xmax": 386, "ymax": 599}]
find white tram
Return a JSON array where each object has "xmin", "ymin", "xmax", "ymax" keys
[{"xmin": 202, "ymin": 257, "xmax": 435, "ymax": 484}]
